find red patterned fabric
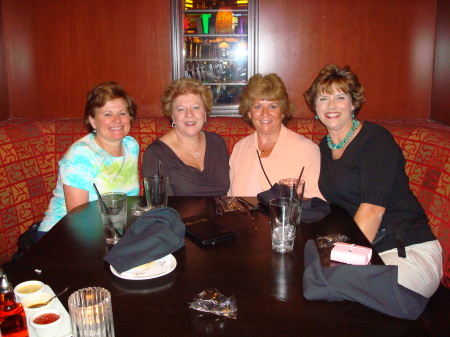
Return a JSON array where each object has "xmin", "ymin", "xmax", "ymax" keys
[{"xmin": 1, "ymin": 118, "xmax": 449, "ymax": 289}]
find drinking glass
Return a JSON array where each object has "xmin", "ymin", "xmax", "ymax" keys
[
  {"xmin": 269, "ymin": 198, "xmax": 299, "ymax": 253},
  {"xmin": 279, "ymin": 178, "xmax": 305, "ymax": 225},
  {"xmin": 68, "ymin": 287, "xmax": 115, "ymax": 337},
  {"xmin": 100, "ymin": 192, "xmax": 127, "ymax": 244},
  {"xmin": 143, "ymin": 176, "xmax": 169, "ymax": 209}
]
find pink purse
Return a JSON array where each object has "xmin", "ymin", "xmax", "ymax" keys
[{"xmin": 331, "ymin": 242, "xmax": 372, "ymax": 265}]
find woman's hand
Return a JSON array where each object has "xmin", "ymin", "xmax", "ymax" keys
[
  {"xmin": 353, "ymin": 203, "xmax": 386, "ymax": 242},
  {"xmin": 63, "ymin": 184, "xmax": 89, "ymax": 212}
]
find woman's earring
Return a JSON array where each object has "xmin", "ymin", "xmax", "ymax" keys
[
  {"xmin": 171, "ymin": 122, "xmax": 175, "ymax": 128},
  {"xmin": 351, "ymin": 113, "xmax": 355, "ymax": 119},
  {"xmin": 315, "ymin": 115, "xmax": 319, "ymax": 120}
]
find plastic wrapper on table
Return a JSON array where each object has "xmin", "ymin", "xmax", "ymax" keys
[
  {"xmin": 189, "ymin": 288, "xmax": 237, "ymax": 319},
  {"xmin": 315, "ymin": 234, "xmax": 350, "ymax": 267},
  {"xmin": 216, "ymin": 197, "xmax": 248, "ymax": 215}
]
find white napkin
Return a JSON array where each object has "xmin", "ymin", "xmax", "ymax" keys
[{"xmin": 120, "ymin": 255, "xmax": 172, "ymax": 279}]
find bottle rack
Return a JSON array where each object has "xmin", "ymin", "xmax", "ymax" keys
[{"xmin": 171, "ymin": 0, "xmax": 258, "ymax": 115}]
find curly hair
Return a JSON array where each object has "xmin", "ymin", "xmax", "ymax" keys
[
  {"xmin": 239, "ymin": 73, "xmax": 295, "ymax": 126},
  {"xmin": 84, "ymin": 81, "xmax": 137, "ymax": 133},
  {"xmin": 304, "ymin": 64, "xmax": 366, "ymax": 116},
  {"xmin": 161, "ymin": 78, "xmax": 213, "ymax": 122}
]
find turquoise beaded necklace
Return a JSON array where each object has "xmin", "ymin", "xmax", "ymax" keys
[{"xmin": 327, "ymin": 119, "xmax": 360, "ymax": 150}]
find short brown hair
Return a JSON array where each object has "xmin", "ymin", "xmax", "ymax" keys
[
  {"xmin": 239, "ymin": 73, "xmax": 295, "ymax": 126},
  {"xmin": 304, "ymin": 64, "xmax": 366, "ymax": 116},
  {"xmin": 161, "ymin": 78, "xmax": 213, "ymax": 122},
  {"xmin": 84, "ymin": 81, "xmax": 137, "ymax": 133}
]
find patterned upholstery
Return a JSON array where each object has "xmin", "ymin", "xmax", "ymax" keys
[{"xmin": 0, "ymin": 117, "xmax": 449, "ymax": 289}]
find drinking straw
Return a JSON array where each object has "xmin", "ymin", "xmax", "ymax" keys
[
  {"xmin": 93, "ymin": 183, "xmax": 108, "ymax": 213},
  {"xmin": 297, "ymin": 166, "xmax": 305, "ymax": 186},
  {"xmin": 93, "ymin": 183, "xmax": 122, "ymax": 238},
  {"xmin": 158, "ymin": 161, "xmax": 161, "ymax": 176}
]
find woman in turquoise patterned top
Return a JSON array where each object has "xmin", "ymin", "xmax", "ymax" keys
[{"xmin": 38, "ymin": 82, "xmax": 140, "ymax": 235}]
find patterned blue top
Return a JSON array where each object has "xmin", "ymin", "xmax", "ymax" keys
[{"xmin": 39, "ymin": 133, "xmax": 140, "ymax": 232}]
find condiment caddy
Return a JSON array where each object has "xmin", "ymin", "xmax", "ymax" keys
[{"xmin": 23, "ymin": 285, "xmax": 71, "ymax": 337}]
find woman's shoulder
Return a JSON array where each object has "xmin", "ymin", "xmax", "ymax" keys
[
  {"xmin": 204, "ymin": 130, "xmax": 226, "ymax": 142},
  {"xmin": 284, "ymin": 126, "xmax": 319, "ymax": 147},
  {"xmin": 145, "ymin": 137, "xmax": 167, "ymax": 153},
  {"xmin": 65, "ymin": 134, "xmax": 95, "ymax": 154},
  {"xmin": 232, "ymin": 132, "xmax": 254, "ymax": 148},
  {"xmin": 122, "ymin": 135, "xmax": 139, "ymax": 148},
  {"xmin": 361, "ymin": 121, "xmax": 396, "ymax": 143}
]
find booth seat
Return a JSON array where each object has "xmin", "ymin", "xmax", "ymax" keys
[{"xmin": 0, "ymin": 117, "xmax": 449, "ymax": 289}]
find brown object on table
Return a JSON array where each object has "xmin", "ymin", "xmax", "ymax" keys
[{"xmin": 3, "ymin": 197, "xmax": 433, "ymax": 336}]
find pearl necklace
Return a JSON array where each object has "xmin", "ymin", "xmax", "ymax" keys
[{"xmin": 327, "ymin": 119, "xmax": 360, "ymax": 150}]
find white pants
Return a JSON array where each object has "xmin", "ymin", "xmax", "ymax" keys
[{"xmin": 379, "ymin": 240, "xmax": 443, "ymax": 298}]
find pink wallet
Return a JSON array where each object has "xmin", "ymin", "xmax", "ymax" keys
[{"xmin": 330, "ymin": 242, "xmax": 372, "ymax": 265}]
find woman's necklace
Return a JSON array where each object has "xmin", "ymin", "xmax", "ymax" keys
[
  {"xmin": 175, "ymin": 132, "xmax": 202, "ymax": 158},
  {"xmin": 327, "ymin": 119, "xmax": 360, "ymax": 150},
  {"xmin": 94, "ymin": 135, "xmax": 123, "ymax": 157},
  {"xmin": 260, "ymin": 145, "xmax": 274, "ymax": 154},
  {"xmin": 258, "ymin": 136, "xmax": 277, "ymax": 156}
]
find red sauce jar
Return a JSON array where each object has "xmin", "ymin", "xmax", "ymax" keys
[{"xmin": 34, "ymin": 313, "xmax": 60, "ymax": 325}]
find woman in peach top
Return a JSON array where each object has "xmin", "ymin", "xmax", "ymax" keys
[{"xmin": 228, "ymin": 73, "xmax": 323, "ymax": 200}]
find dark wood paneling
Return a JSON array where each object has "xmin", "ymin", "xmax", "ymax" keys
[
  {"xmin": 0, "ymin": 4, "xmax": 9, "ymax": 121},
  {"xmin": 431, "ymin": 0, "xmax": 450, "ymax": 125},
  {"xmin": 1, "ymin": 0, "xmax": 440, "ymax": 120},
  {"xmin": 258, "ymin": 0, "xmax": 437, "ymax": 119},
  {"xmin": 2, "ymin": 0, "xmax": 172, "ymax": 118}
]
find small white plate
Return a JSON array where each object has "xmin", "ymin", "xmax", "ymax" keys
[
  {"xmin": 25, "ymin": 285, "xmax": 71, "ymax": 337},
  {"xmin": 110, "ymin": 254, "xmax": 177, "ymax": 280}
]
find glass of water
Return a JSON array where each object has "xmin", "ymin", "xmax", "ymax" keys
[
  {"xmin": 100, "ymin": 192, "xmax": 127, "ymax": 244},
  {"xmin": 269, "ymin": 198, "xmax": 299, "ymax": 253}
]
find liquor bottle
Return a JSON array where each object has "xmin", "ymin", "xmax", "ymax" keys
[{"xmin": 0, "ymin": 269, "xmax": 29, "ymax": 337}]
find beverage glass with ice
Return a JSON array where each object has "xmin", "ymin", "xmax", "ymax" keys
[
  {"xmin": 100, "ymin": 192, "xmax": 127, "ymax": 244},
  {"xmin": 279, "ymin": 178, "xmax": 305, "ymax": 225},
  {"xmin": 269, "ymin": 198, "xmax": 299, "ymax": 253}
]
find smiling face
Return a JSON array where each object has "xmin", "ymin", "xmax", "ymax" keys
[
  {"xmin": 247, "ymin": 99, "xmax": 283, "ymax": 137},
  {"xmin": 89, "ymin": 98, "xmax": 131, "ymax": 144},
  {"xmin": 172, "ymin": 93, "xmax": 206, "ymax": 138},
  {"xmin": 315, "ymin": 86, "xmax": 355, "ymax": 134}
]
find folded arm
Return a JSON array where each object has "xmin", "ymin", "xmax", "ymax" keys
[
  {"xmin": 353, "ymin": 203, "xmax": 386, "ymax": 243},
  {"xmin": 63, "ymin": 184, "xmax": 89, "ymax": 212}
]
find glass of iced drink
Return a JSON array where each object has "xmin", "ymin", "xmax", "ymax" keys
[
  {"xmin": 100, "ymin": 192, "xmax": 127, "ymax": 244},
  {"xmin": 269, "ymin": 198, "xmax": 299, "ymax": 253}
]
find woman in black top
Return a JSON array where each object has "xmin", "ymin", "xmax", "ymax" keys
[
  {"xmin": 304, "ymin": 64, "xmax": 442, "ymax": 297},
  {"xmin": 142, "ymin": 78, "xmax": 229, "ymax": 196}
]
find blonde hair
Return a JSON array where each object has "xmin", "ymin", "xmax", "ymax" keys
[
  {"xmin": 239, "ymin": 73, "xmax": 295, "ymax": 126},
  {"xmin": 161, "ymin": 78, "xmax": 213, "ymax": 122}
]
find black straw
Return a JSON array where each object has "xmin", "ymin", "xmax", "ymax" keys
[
  {"xmin": 93, "ymin": 183, "xmax": 108, "ymax": 213},
  {"xmin": 93, "ymin": 183, "xmax": 122, "ymax": 238},
  {"xmin": 297, "ymin": 166, "xmax": 305, "ymax": 186},
  {"xmin": 158, "ymin": 161, "xmax": 161, "ymax": 176}
]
